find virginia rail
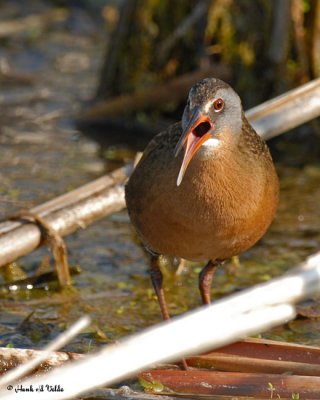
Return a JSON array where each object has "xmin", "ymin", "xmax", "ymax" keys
[{"xmin": 125, "ymin": 78, "xmax": 279, "ymax": 321}]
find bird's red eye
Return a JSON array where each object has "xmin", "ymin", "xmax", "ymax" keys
[{"xmin": 213, "ymin": 98, "xmax": 224, "ymax": 112}]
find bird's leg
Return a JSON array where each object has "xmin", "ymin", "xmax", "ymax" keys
[
  {"xmin": 149, "ymin": 255, "xmax": 188, "ymax": 370},
  {"xmin": 150, "ymin": 255, "xmax": 170, "ymax": 320},
  {"xmin": 199, "ymin": 260, "xmax": 219, "ymax": 305}
]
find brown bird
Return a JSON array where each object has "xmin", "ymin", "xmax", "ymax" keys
[{"xmin": 125, "ymin": 78, "xmax": 279, "ymax": 321}]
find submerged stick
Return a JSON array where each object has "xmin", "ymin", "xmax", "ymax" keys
[
  {"xmin": 0, "ymin": 165, "xmax": 132, "ymax": 269},
  {"xmin": 0, "ymin": 185, "xmax": 127, "ymax": 268},
  {"xmin": 0, "ymin": 165, "xmax": 131, "ymax": 235}
]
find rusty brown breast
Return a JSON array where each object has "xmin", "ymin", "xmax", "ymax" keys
[{"xmin": 125, "ymin": 78, "xmax": 279, "ymax": 262}]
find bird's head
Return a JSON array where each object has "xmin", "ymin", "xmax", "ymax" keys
[{"xmin": 175, "ymin": 78, "xmax": 243, "ymax": 186}]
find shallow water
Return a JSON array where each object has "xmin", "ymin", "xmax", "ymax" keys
[{"xmin": 0, "ymin": 3, "xmax": 319, "ymax": 354}]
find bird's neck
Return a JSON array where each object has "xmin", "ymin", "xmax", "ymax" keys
[{"xmin": 196, "ymin": 127, "xmax": 241, "ymax": 162}]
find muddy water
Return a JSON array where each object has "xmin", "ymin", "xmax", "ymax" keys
[{"xmin": 0, "ymin": 5, "xmax": 319, "ymax": 353}]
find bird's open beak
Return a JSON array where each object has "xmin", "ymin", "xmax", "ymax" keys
[{"xmin": 175, "ymin": 106, "xmax": 213, "ymax": 186}]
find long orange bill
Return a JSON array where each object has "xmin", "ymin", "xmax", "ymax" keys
[{"xmin": 175, "ymin": 106, "xmax": 213, "ymax": 186}]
